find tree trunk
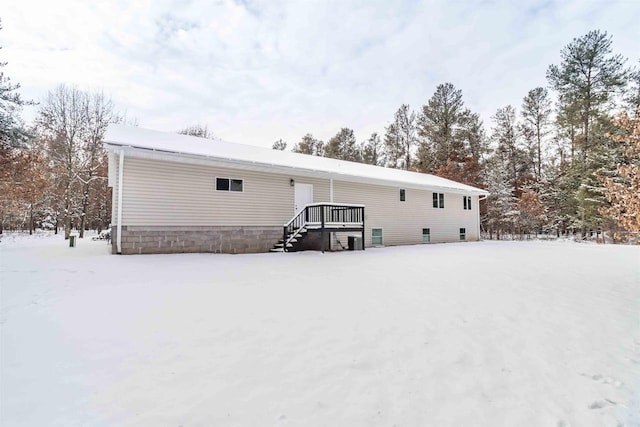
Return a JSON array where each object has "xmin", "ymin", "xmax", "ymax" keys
[
  {"xmin": 29, "ymin": 205, "xmax": 33, "ymax": 235},
  {"xmin": 64, "ymin": 197, "xmax": 71, "ymax": 240},
  {"xmin": 79, "ymin": 181, "xmax": 90, "ymax": 238}
]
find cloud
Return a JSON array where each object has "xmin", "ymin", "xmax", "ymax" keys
[{"xmin": 2, "ymin": 0, "xmax": 639, "ymax": 146}]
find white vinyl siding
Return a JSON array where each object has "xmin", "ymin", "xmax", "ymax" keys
[
  {"xmin": 333, "ymin": 180, "xmax": 479, "ymax": 246},
  {"xmin": 113, "ymin": 156, "xmax": 329, "ymax": 226}
]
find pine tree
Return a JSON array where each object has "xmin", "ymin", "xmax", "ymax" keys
[
  {"xmin": 361, "ymin": 132, "xmax": 385, "ymax": 166},
  {"xmin": 272, "ymin": 139, "xmax": 287, "ymax": 150},
  {"xmin": 325, "ymin": 128, "xmax": 360, "ymax": 162},
  {"xmin": 292, "ymin": 134, "xmax": 324, "ymax": 156},
  {"xmin": 0, "ymin": 20, "xmax": 35, "ymax": 233},
  {"xmin": 547, "ymin": 30, "xmax": 630, "ymax": 161},
  {"xmin": 521, "ymin": 87, "xmax": 552, "ymax": 181},
  {"xmin": 178, "ymin": 124, "xmax": 215, "ymax": 139},
  {"xmin": 547, "ymin": 30, "xmax": 631, "ymax": 234},
  {"xmin": 491, "ymin": 105, "xmax": 529, "ymax": 190},
  {"xmin": 384, "ymin": 122, "xmax": 404, "ymax": 169},
  {"xmin": 0, "ymin": 20, "xmax": 34, "ymax": 151},
  {"xmin": 625, "ymin": 62, "xmax": 640, "ymax": 113},
  {"xmin": 393, "ymin": 104, "xmax": 417, "ymax": 169},
  {"xmin": 539, "ymin": 159, "xmax": 577, "ymax": 236},
  {"xmin": 417, "ymin": 83, "xmax": 466, "ymax": 172},
  {"xmin": 483, "ymin": 156, "xmax": 518, "ymax": 239}
]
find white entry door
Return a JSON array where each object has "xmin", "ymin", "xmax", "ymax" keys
[{"xmin": 294, "ymin": 183, "xmax": 313, "ymax": 214}]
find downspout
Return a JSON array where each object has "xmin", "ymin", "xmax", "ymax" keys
[
  {"xmin": 477, "ymin": 194, "xmax": 488, "ymax": 241},
  {"xmin": 329, "ymin": 177, "xmax": 334, "ymax": 249},
  {"xmin": 117, "ymin": 149, "xmax": 124, "ymax": 254}
]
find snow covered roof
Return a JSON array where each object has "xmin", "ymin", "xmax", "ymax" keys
[{"xmin": 103, "ymin": 124, "xmax": 489, "ymax": 195}]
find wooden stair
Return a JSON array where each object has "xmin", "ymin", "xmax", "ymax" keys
[
  {"xmin": 271, "ymin": 203, "xmax": 365, "ymax": 253},
  {"xmin": 269, "ymin": 228, "xmax": 307, "ymax": 252}
]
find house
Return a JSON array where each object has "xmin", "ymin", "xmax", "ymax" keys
[{"xmin": 104, "ymin": 125, "xmax": 489, "ymax": 255}]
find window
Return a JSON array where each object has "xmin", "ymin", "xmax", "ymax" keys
[
  {"xmin": 216, "ymin": 178, "xmax": 243, "ymax": 192},
  {"xmin": 433, "ymin": 192, "xmax": 444, "ymax": 208},
  {"xmin": 460, "ymin": 228, "xmax": 466, "ymax": 241},
  {"xmin": 422, "ymin": 228, "xmax": 430, "ymax": 243},
  {"xmin": 400, "ymin": 189, "xmax": 406, "ymax": 202},
  {"xmin": 463, "ymin": 196, "xmax": 472, "ymax": 210},
  {"xmin": 372, "ymin": 228, "xmax": 383, "ymax": 245}
]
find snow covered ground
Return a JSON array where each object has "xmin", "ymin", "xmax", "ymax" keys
[{"xmin": 1, "ymin": 233, "xmax": 639, "ymax": 427}]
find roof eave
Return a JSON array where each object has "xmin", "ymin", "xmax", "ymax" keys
[{"xmin": 103, "ymin": 142, "xmax": 490, "ymax": 196}]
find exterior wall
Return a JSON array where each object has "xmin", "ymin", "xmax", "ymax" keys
[
  {"xmin": 332, "ymin": 180, "xmax": 479, "ymax": 247},
  {"xmin": 109, "ymin": 152, "xmax": 481, "ymax": 254},
  {"xmin": 109, "ymin": 153, "xmax": 330, "ymax": 254},
  {"xmin": 112, "ymin": 225, "xmax": 282, "ymax": 255},
  {"xmin": 114, "ymin": 155, "xmax": 329, "ymax": 226}
]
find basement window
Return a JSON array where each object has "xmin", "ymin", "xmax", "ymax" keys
[
  {"xmin": 460, "ymin": 228, "xmax": 466, "ymax": 241},
  {"xmin": 216, "ymin": 178, "xmax": 244, "ymax": 192},
  {"xmin": 400, "ymin": 189, "xmax": 406, "ymax": 202},
  {"xmin": 422, "ymin": 228, "xmax": 430, "ymax": 243},
  {"xmin": 372, "ymin": 228, "xmax": 383, "ymax": 245},
  {"xmin": 463, "ymin": 196, "xmax": 472, "ymax": 210},
  {"xmin": 433, "ymin": 192, "xmax": 444, "ymax": 208}
]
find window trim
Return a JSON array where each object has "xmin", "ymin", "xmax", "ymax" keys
[
  {"xmin": 422, "ymin": 227, "xmax": 430, "ymax": 243},
  {"xmin": 433, "ymin": 192, "xmax": 444, "ymax": 209},
  {"xmin": 215, "ymin": 177, "xmax": 244, "ymax": 192},
  {"xmin": 459, "ymin": 227, "xmax": 466, "ymax": 241},
  {"xmin": 463, "ymin": 196, "xmax": 472, "ymax": 210}
]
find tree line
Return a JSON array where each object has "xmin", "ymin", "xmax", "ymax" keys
[
  {"xmin": 272, "ymin": 30, "xmax": 640, "ymax": 240},
  {"xmin": 1, "ymin": 27, "xmax": 639, "ymax": 241}
]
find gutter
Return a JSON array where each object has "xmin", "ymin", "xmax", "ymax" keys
[
  {"xmin": 103, "ymin": 143, "xmax": 489, "ymax": 197},
  {"xmin": 477, "ymin": 194, "xmax": 488, "ymax": 241}
]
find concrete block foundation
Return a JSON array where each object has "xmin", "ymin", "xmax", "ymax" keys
[{"xmin": 111, "ymin": 225, "xmax": 282, "ymax": 255}]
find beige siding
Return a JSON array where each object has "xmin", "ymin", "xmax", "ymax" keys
[
  {"xmin": 111, "ymin": 153, "xmax": 480, "ymax": 247},
  {"xmin": 115, "ymin": 155, "xmax": 329, "ymax": 226},
  {"xmin": 333, "ymin": 180, "xmax": 479, "ymax": 246}
]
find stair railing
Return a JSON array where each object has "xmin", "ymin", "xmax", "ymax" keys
[{"xmin": 282, "ymin": 203, "xmax": 365, "ymax": 252}]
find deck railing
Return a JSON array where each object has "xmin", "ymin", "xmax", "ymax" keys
[{"xmin": 283, "ymin": 203, "xmax": 365, "ymax": 252}]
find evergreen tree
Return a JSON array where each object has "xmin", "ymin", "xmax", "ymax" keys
[
  {"xmin": 491, "ymin": 105, "xmax": 529, "ymax": 190},
  {"xmin": 483, "ymin": 156, "xmax": 518, "ymax": 239},
  {"xmin": 0, "ymin": 20, "xmax": 34, "ymax": 150},
  {"xmin": 521, "ymin": 87, "xmax": 552, "ymax": 181},
  {"xmin": 539, "ymin": 158, "xmax": 577, "ymax": 236},
  {"xmin": 0, "ymin": 20, "xmax": 36, "ymax": 233},
  {"xmin": 178, "ymin": 124, "xmax": 215, "ymax": 139},
  {"xmin": 417, "ymin": 83, "xmax": 466, "ymax": 171},
  {"xmin": 361, "ymin": 132, "xmax": 385, "ymax": 166},
  {"xmin": 292, "ymin": 134, "xmax": 324, "ymax": 156},
  {"xmin": 392, "ymin": 104, "xmax": 417, "ymax": 170},
  {"xmin": 272, "ymin": 139, "xmax": 287, "ymax": 150},
  {"xmin": 383, "ymin": 122, "xmax": 404, "ymax": 169},
  {"xmin": 547, "ymin": 30, "xmax": 631, "ymax": 234},
  {"xmin": 547, "ymin": 30, "xmax": 630, "ymax": 161},
  {"xmin": 325, "ymin": 128, "xmax": 360, "ymax": 162},
  {"xmin": 625, "ymin": 62, "xmax": 640, "ymax": 113}
]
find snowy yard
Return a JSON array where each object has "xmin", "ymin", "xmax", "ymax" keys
[{"xmin": 1, "ymin": 234, "xmax": 639, "ymax": 427}]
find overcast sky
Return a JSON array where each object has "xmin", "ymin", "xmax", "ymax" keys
[{"xmin": 2, "ymin": 0, "xmax": 639, "ymax": 147}]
